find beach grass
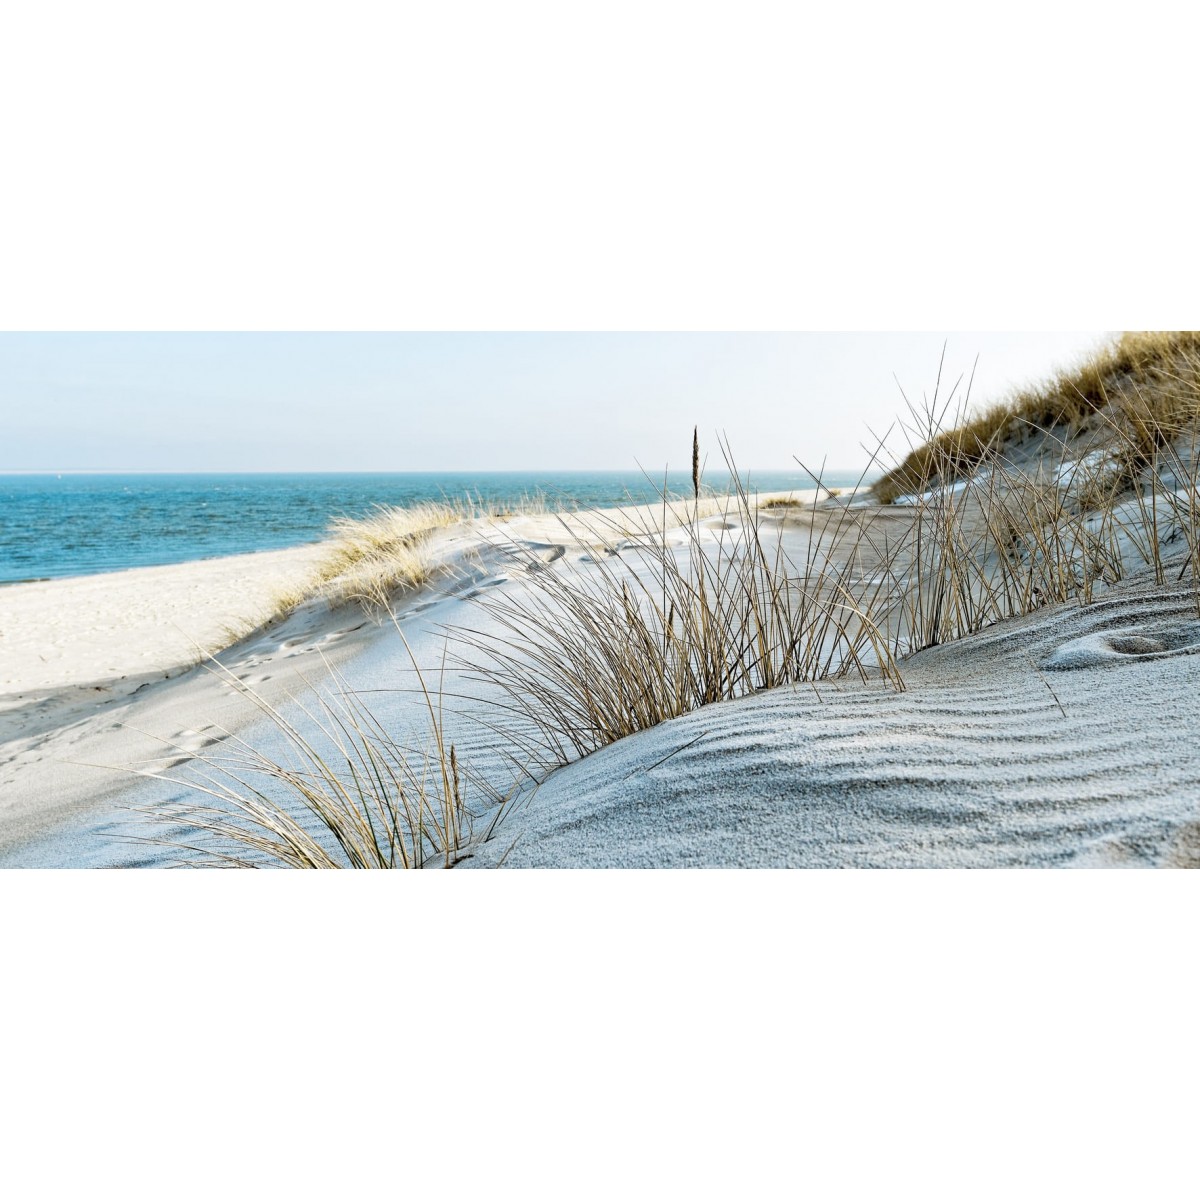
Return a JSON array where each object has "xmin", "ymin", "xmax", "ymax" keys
[
  {"xmin": 459, "ymin": 334, "xmax": 1200, "ymax": 756},
  {"xmin": 455, "ymin": 442, "xmax": 903, "ymax": 762},
  {"xmin": 150, "ymin": 331, "xmax": 1200, "ymax": 866},
  {"xmin": 270, "ymin": 492, "xmax": 579, "ymax": 618},
  {"xmin": 133, "ymin": 639, "xmax": 490, "ymax": 868},
  {"xmin": 872, "ymin": 332, "xmax": 1200, "ymax": 505},
  {"xmin": 269, "ymin": 500, "xmax": 463, "ymax": 615}
]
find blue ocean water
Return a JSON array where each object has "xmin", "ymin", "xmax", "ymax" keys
[{"xmin": 0, "ymin": 469, "xmax": 869, "ymax": 584}]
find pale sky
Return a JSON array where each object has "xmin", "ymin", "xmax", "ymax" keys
[{"xmin": 0, "ymin": 332, "xmax": 1112, "ymax": 473}]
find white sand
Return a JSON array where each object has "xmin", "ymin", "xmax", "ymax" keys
[
  {"xmin": 0, "ymin": 501, "xmax": 713, "ymax": 858},
  {"xmin": 0, "ymin": 545, "xmax": 325, "ymax": 727},
  {"xmin": 0, "ymin": 544, "xmax": 331, "ymax": 843},
  {"xmin": 466, "ymin": 575, "xmax": 1200, "ymax": 867},
  {"xmin": 3, "ymin": 489, "xmax": 1199, "ymax": 868}
]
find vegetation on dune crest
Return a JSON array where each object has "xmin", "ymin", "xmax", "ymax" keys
[
  {"xmin": 872, "ymin": 331, "xmax": 1200, "ymax": 505},
  {"xmin": 317, "ymin": 502, "xmax": 461, "ymax": 610},
  {"xmin": 272, "ymin": 493, "xmax": 557, "ymax": 618},
  {"xmin": 268, "ymin": 501, "xmax": 461, "ymax": 615},
  {"xmin": 146, "ymin": 332, "xmax": 1200, "ymax": 866}
]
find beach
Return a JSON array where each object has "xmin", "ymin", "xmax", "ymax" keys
[
  {"xmin": 3, "ymin": 478, "xmax": 1199, "ymax": 868},
  {"xmin": 0, "ymin": 492, "xmax": 822, "ymax": 862},
  {"xmin": 0, "ymin": 543, "xmax": 330, "ymax": 851}
]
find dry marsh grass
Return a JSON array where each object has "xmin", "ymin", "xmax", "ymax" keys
[
  {"xmin": 134, "ymin": 642, "xmax": 498, "ymax": 868},
  {"xmin": 759, "ymin": 489, "xmax": 842, "ymax": 509},
  {"xmin": 273, "ymin": 490, "xmax": 624, "ymax": 618},
  {"xmin": 267, "ymin": 503, "xmax": 459, "ymax": 618},
  {"xmin": 297, "ymin": 501, "xmax": 464, "ymax": 613},
  {"xmin": 153, "ymin": 333, "xmax": 1200, "ymax": 867},
  {"xmin": 455, "ymin": 445, "xmax": 903, "ymax": 763},
  {"xmin": 314, "ymin": 502, "xmax": 461, "ymax": 611},
  {"xmin": 1008, "ymin": 330, "xmax": 1200, "ymax": 433},
  {"xmin": 866, "ymin": 335, "xmax": 1200, "ymax": 646},
  {"xmin": 873, "ymin": 332, "xmax": 1200, "ymax": 505}
]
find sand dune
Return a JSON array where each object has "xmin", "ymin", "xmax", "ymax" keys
[
  {"xmin": 0, "ymin": 501, "xmax": 721, "ymax": 861},
  {"xmin": 466, "ymin": 576, "xmax": 1200, "ymax": 867},
  {"xmin": 3, "ymin": 489, "xmax": 1199, "ymax": 868}
]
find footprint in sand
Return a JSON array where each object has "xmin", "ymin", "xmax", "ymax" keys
[
  {"xmin": 1044, "ymin": 622, "xmax": 1200, "ymax": 670},
  {"xmin": 174, "ymin": 728, "xmax": 223, "ymax": 752},
  {"xmin": 525, "ymin": 544, "xmax": 566, "ymax": 573},
  {"xmin": 458, "ymin": 576, "xmax": 510, "ymax": 600},
  {"xmin": 155, "ymin": 729, "xmax": 225, "ymax": 768}
]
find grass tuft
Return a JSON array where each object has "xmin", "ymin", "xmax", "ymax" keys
[
  {"xmin": 265, "ymin": 502, "xmax": 466, "ymax": 619},
  {"xmin": 133, "ymin": 636, "xmax": 504, "ymax": 868},
  {"xmin": 873, "ymin": 332, "xmax": 1200, "ymax": 505},
  {"xmin": 455, "ymin": 440, "xmax": 903, "ymax": 762},
  {"xmin": 147, "ymin": 333, "xmax": 1200, "ymax": 866}
]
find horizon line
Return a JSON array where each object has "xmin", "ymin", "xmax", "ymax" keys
[{"xmin": 0, "ymin": 465, "xmax": 873, "ymax": 477}]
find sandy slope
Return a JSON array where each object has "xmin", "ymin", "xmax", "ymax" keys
[
  {"xmin": 467, "ymin": 576, "xmax": 1200, "ymax": 867},
  {"xmin": 0, "ymin": 545, "xmax": 326, "ymax": 740},
  {"xmin": 3, "ymin": 491, "xmax": 1199, "ymax": 868},
  {"xmin": 0, "ymin": 544, "xmax": 367, "ymax": 850},
  {"xmin": 0, "ymin": 498, "xmax": 739, "ymax": 862}
]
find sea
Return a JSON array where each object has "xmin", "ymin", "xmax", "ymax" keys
[{"xmin": 0, "ymin": 469, "xmax": 869, "ymax": 584}]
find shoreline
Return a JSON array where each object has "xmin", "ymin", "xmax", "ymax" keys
[
  {"xmin": 2, "ymin": 492, "xmax": 816, "ymax": 726},
  {"xmin": 9, "ymin": 476, "xmax": 1197, "ymax": 869},
  {"xmin": 0, "ymin": 471, "xmax": 853, "ymax": 587},
  {"xmin": 0, "ymin": 491, "xmax": 824, "ymax": 861},
  {"xmin": 0, "ymin": 544, "xmax": 329, "ymax": 746},
  {"xmin": 0, "ymin": 538, "xmax": 331, "ymax": 589}
]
